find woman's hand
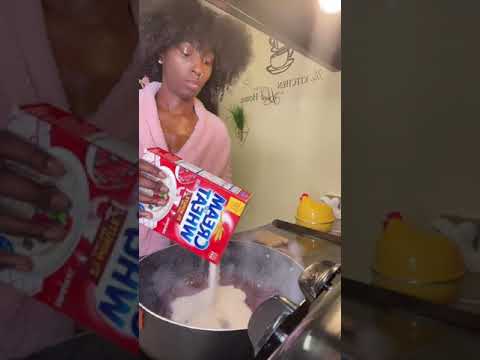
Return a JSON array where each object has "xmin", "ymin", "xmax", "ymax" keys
[
  {"xmin": 139, "ymin": 76, "xmax": 150, "ymax": 89},
  {"xmin": 0, "ymin": 131, "xmax": 71, "ymax": 272},
  {"xmin": 139, "ymin": 159, "xmax": 170, "ymax": 218}
]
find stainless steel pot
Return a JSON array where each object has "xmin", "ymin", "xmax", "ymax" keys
[{"xmin": 139, "ymin": 240, "xmax": 305, "ymax": 360}]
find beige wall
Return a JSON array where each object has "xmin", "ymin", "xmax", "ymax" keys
[
  {"xmin": 342, "ymin": 2, "xmax": 480, "ymax": 283},
  {"xmin": 218, "ymin": 24, "xmax": 341, "ymax": 232}
]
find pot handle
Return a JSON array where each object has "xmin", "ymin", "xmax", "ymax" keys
[
  {"xmin": 299, "ymin": 261, "xmax": 341, "ymax": 303},
  {"xmin": 247, "ymin": 295, "xmax": 299, "ymax": 357}
]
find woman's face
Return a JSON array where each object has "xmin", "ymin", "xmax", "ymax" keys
[{"xmin": 161, "ymin": 41, "xmax": 214, "ymax": 100}]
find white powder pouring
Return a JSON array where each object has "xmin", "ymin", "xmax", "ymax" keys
[{"xmin": 170, "ymin": 262, "xmax": 252, "ymax": 330}]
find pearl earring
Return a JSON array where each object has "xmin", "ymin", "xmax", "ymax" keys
[{"xmin": 158, "ymin": 58, "xmax": 163, "ymax": 64}]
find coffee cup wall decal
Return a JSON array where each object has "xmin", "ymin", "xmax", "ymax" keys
[{"xmin": 266, "ymin": 37, "xmax": 295, "ymax": 75}]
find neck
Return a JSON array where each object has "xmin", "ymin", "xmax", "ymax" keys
[
  {"xmin": 42, "ymin": 0, "xmax": 132, "ymax": 26},
  {"xmin": 156, "ymin": 85, "xmax": 196, "ymax": 116}
]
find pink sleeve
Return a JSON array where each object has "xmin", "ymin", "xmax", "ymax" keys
[{"xmin": 139, "ymin": 225, "xmax": 171, "ymax": 258}]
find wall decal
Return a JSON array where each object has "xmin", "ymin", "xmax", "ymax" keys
[
  {"xmin": 276, "ymin": 69, "xmax": 324, "ymax": 89},
  {"xmin": 266, "ymin": 37, "xmax": 295, "ymax": 75},
  {"xmin": 240, "ymin": 86, "xmax": 284, "ymax": 106},
  {"xmin": 238, "ymin": 68, "xmax": 325, "ymax": 107}
]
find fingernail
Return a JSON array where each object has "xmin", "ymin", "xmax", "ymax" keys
[
  {"xmin": 50, "ymin": 192, "xmax": 71, "ymax": 211},
  {"xmin": 157, "ymin": 184, "xmax": 169, "ymax": 193},
  {"xmin": 47, "ymin": 159, "xmax": 66, "ymax": 177},
  {"xmin": 145, "ymin": 172, "xmax": 165, "ymax": 182},
  {"xmin": 43, "ymin": 226, "xmax": 67, "ymax": 241}
]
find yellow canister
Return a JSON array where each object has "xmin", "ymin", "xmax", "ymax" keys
[
  {"xmin": 373, "ymin": 214, "xmax": 465, "ymax": 304},
  {"xmin": 295, "ymin": 193, "xmax": 335, "ymax": 232}
]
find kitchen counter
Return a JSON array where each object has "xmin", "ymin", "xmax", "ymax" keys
[
  {"xmin": 343, "ymin": 294, "xmax": 480, "ymax": 359},
  {"xmin": 232, "ymin": 219, "xmax": 341, "ymax": 268},
  {"xmin": 342, "ymin": 275, "xmax": 480, "ymax": 359}
]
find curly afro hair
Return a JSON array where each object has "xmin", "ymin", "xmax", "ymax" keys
[{"xmin": 140, "ymin": 0, "xmax": 252, "ymax": 112}]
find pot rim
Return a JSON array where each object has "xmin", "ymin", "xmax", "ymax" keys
[{"xmin": 139, "ymin": 240, "xmax": 305, "ymax": 332}]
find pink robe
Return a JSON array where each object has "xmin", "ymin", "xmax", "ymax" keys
[
  {"xmin": 139, "ymin": 81, "xmax": 232, "ymax": 257},
  {"xmin": 0, "ymin": 1, "xmax": 140, "ymax": 358}
]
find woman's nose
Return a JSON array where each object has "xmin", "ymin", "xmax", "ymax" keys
[
  {"xmin": 192, "ymin": 67, "xmax": 202, "ymax": 79},
  {"xmin": 192, "ymin": 66, "xmax": 203, "ymax": 80},
  {"xmin": 192, "ymin": 57, "xmax": 204, "ymax": 79}
]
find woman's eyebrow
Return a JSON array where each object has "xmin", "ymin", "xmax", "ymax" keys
[
  {"xmin": 200, "ymin": 47, "xmax": 215, "ymax": 57},
  {"xmin": 186, "ymin": 41, "xmax": 213, "ymax": 55}
]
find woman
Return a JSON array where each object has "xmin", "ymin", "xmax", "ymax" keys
[{"xmin": 139, "ymin": 0, "xmax": 252, "ymax": 257}]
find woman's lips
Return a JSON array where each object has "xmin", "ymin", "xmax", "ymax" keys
[{"xmin": 185, "ymin": 80, "xmax": 201, "ymax": 90}]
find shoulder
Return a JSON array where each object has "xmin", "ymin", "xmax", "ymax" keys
[
  {"xmin": 195, "ymin": 99, "xmax": 230, "ymax": 147},
  {"xmin": 139, "ymin": 81, "xmax": 161, "ymax": 103},
  {"xmin": 139, "ymin": 81, "xmax": 161, "ymax": 127}
]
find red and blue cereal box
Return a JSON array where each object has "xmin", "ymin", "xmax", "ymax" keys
[
  {"xmin": 139, "ymin": 148, "xmax": 251, "ymax": 264},
  {"xmin": 0, "ymin": 104, "xmax": 139, "ymax": 353}
]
